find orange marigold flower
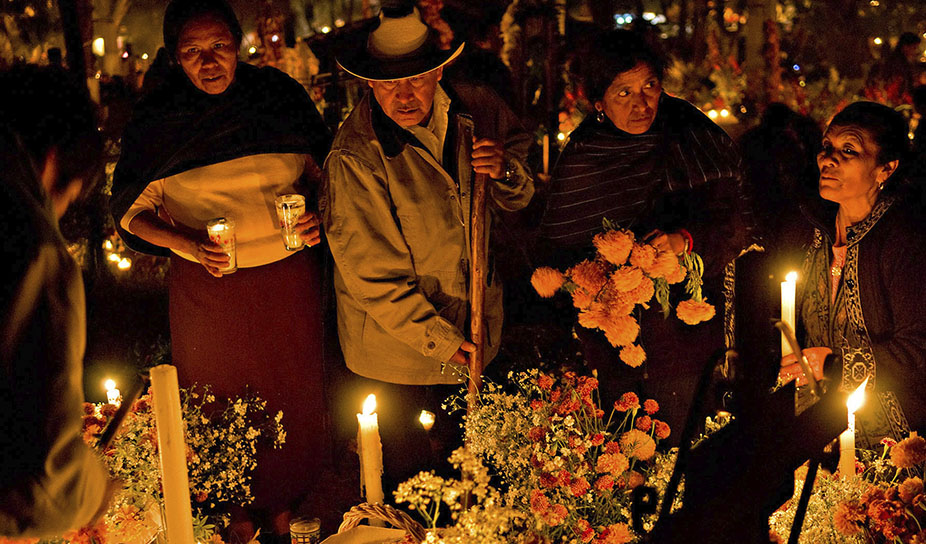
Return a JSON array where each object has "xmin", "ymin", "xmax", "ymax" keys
[
  {"xmin": 538, "ymin": 373, "xmax": 554, "ymax": 390},
  {"xmin": 643, "ymin": 399, "xmax": 659, "ymax": 414},
  {"xmin": 601, "ymin": 523, "xmax": 634, "ymax": 544},
  {"xmin": 530, "ymin": 489, "xmax": 550, "ymax": 513},
  {"xmin": 625, "ymin": 470, "xmax": 645, "ymax": 489},
  {"xmin": 596, "ymin": 452, "xmax": 630, "ymax": 475},
  {"xmin": 602, "ymin": 315, "xmax": 640, "ymax": 347},
  {"xmin": 610, "ymin": 266, "xmax": 644, "ymax": 292},
  {"xmin": 544, "ymin": 504, "xmax": 569, "ymax": 526},
  {"xmin": 899, "ymin": 477, "xmax": 923, "ymax": 504},
  {"xmin": 568, "ymin": 259, "xmax": 609, "ymax": 294},
  {"xmin": 540, "ymin": 472, "xmax": 558, "ymax": 488},
  {"xmin": 676, "ymin": 298, "xmax": 716, "ymax": 325},
  {"xmin": 636, "ymin": 415, "xmax": 652, "ymax": 432},
  {"xmin": 614, "ymin": 392, "xmax": 640, "ymax": 412},
  {"xmin": 531, "ymin": 267, "xmax": 566, "ymax": 298},
  {"xmin": 594, "ymin": 474, "xmax": 615, "ymax": 491},
  {"xmin": 590, "ymin": 433, "xmax": 605, "ymax": 446},
  {"xmin": 570, "ymin": 476, "xmax": 591, "ymax": 497},
  {"xmin": 530, "ymin": 399, "xmax": 543, "ymax": 411},
  {"xmin": 594, "ymin": 229, "xmax": 634, "ymax": 265},
  {"xmin": 604, "ymin": 441, "xmax": 622, "ymax": 454},
  {"xmin": 833, "ymin": 501, "xmax": 865, "ymax": 535},
  {"xmin": 627, "ymin": 276, "xmax": 655, "ymax": 305},
  {"xmin": 620, "ymin": 429, "xmax": 656, "ymax": 460},
  {"xmin": 572, "ymin": 287, "xmax": 594, "ymax": 309},
  {"xmin": 665, "ymin": 265, "xmax": 687, "ymax": 284},
  {"xmin": 629, "ymin": 243, "xmax": 656, "ymax": 270},
  {"xmin": 647, "ymin": 250, "xmax": 680, "ymax": 279},
  {"xmin": 619, "ymin": 344, "xmax": 646, "ymax": 368},
  {"xmin": 599, "ymin": 289, "xmax": 635, "ymax": 316},
  {"xmin": 653, "ymin": 419, "xmax": 671, "ymax": 440},
  {"xmin": 577, "ymin": 518, "xmax": 596, "ymax": 543},
  {"xmin": 578, "ymin": 305, "xmax": 609, "ymax": 330},
  {"xmin": 528, "ymin": 426, "xmax": 547, "ymax": 442},
  {"xmin": 891, "ymin": 432, "xmax": 926, "ymax": 469}
]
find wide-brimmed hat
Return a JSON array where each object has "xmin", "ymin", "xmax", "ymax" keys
[{"xmin": 337, "ymin": 6, "xmax": 464, "ymax": 81}]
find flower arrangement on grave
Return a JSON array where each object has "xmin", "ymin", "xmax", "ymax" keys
[
  {"xmin": 769, "ymin": 433, "xmax": 926, "ymax": 543},
  {"xmin": 34, "ymin": 385, "xmax": 285, "ymax": 544},
  {"xmin": 531, "ymin": 222, "xmax": 714, "ymax": 368}
]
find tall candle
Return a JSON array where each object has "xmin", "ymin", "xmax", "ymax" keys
[
  {"xmin": 357, "ymin": 394, "xmax": 384, "ymax": 505},
  {"xmin": 150, "ymin": 365, "xmax": 195, "ymax": 544},
  {"xmin": 781, "ymin": 271, "xmax": 797, "ymax": 356},
  {"xmin": 542, "ymin": 133, "xmax": 550, "ymax": 175},
  {"xmin": 838, "ymin": 378, "xmax": 869, "ymax": 479}
]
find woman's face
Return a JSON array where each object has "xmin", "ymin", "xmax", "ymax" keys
[
  {"xmin": 817, "ymin": 124, "xmax": 896, "ymax": 208},
  {"xmin": 596, "ymin": 61, "xmax": 662, "ymax": 134},
  {"xmin": 176, "ymin": 14, "xmax": 237, "ymax": 94}
]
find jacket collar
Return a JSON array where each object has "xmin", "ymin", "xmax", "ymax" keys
[{"xmin": 800, "ymin": 195, "xmax": 895, "ymax": 246}]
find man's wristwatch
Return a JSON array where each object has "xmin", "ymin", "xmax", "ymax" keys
[{"xmin": 495, "ymin": 159, "xmax": 517, "ymax": 186}]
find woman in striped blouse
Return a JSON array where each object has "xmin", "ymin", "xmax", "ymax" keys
[{"xmin": 539, "ymin": 30, "xmax": 753, "ymax": 443}]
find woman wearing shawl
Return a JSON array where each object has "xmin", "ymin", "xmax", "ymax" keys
[
  {"xmin": 540, "ymin": 30, "xmax": 752, "ymax": 444},
  {"xmin": 110, "ymin": 0, "xmax": 331, "ymax": 540}
]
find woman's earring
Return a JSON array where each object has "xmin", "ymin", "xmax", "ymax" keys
[
  {"xmin": 878, "ymin": 181, "xmax": 885, "ymax": 191},
  {"xmin": 596, "ymin": 110, "xmax": 606, "ymax": 123}
]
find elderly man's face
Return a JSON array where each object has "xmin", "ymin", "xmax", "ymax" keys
[
  {"xmin": 368, "ymin": 67, "xmax": 442, "ymax": 127},
  {"xmin": 177, "ymin": 14, "xmax": 238, "ymax": 95}
]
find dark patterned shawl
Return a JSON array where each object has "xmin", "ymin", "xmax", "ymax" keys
[
  {"xmin": 111, "ymin": 62, "xmax": 331, "ymax": 255},
  {"xmin": 540, "ymin": 94, "xmax": 750, "ymax": 277}
]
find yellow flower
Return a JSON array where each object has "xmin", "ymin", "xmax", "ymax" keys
[
  {"xmin": 610, "ymin": 266, "xmax": 643, "ymax": 292},
  {"xmin": 531, "ymin": 267, "xmax": 566, "ymax": 298},
  {"xmin": 567, "ymin": 259, "xmax": 609, "ymax": 294},
  {"xmin": 602, "ymin": 315, "xmax": 640, "ymax": 348},
  {"xmin": 891, "ymin": 432, "xmax": 926, "ymax": 469},
  {"xmin": 619, "ymin": 429, "xmax": 656, "ymax": 460},
  {"xmin": 627, "ymin": 276, "xmax": 655, "ymax": 305},
  {"xmin": 676, "ymin": 298, "xmax": 715, "ymax": 325},
  {"xmin": 593, "ymin": 229, "xmax": 634, "ymax": 265},
  {"xmin": 629, "ymin": 243, "xmax": 656, "ymax": 270},
  {"xmin": 648, "ymin": 249, "xmax": 680, "ymax": 279},
  {"xmin": 619, "ymin": 344, "xmax": 646, "ymax": 368}
]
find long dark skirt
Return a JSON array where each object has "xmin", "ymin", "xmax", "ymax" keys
[{"xmin": 169, "ymin": 251, "xmax": 329, "ymax": 512}]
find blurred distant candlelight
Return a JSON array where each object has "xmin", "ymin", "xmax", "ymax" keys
[
  {"xmin": 418, "ymin": 410, "xmax": 435, "ymax": 431},
  {"xmin": 104, "ymin": 378, "xmax": 121, "ymax": 406}
]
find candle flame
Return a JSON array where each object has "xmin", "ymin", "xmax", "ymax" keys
[
  {"xmin": 847, "ymin": 377, "xmax": 869, "ymax": 414},
  {"xmin": 104, "ymin": 379, "xmax": 116, "ymax": 391},
  {"xmin": 786, "ymin": 271, "xmax": 798, "ymax": 282},
  {"xmin": 362, "ymin": 394, "xmax": 377, "ymax": 416},
  {"xmin": 418, "ymin": 410, "xmax": 435, "ymax": 430}
]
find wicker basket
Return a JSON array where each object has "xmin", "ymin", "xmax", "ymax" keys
[{"xmin": 337, "ymin": 503, "xmax": 428, "ymax": 543}]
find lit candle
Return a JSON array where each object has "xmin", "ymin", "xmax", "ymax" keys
[
  {"xmin": 838, "ymin": 377, "xmax": 869, "ymax": 479},
  {"xmin": 150, "ymin": 365, "xmax": 195, "ymax": 543},
  {"xmin": 357, "ymin": 394, "xmax": 384, "ymax": 505},
  {"xmin": 542, "ymin": 133, "xmax": 550, "ymax": 175},
  {"xmin": 104, "ymin": 378, "xmax": 121, "ymax": 406},
  {"xmin": 418, "ymin": 410, "xmax": 435, "ymax": 432},
  {"xmin": 781, "ymin": 271, "xmax": 797, "ymax": 357}
]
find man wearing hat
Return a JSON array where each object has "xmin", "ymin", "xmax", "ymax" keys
[{"xmin": 322, "ymin": 3, "xmax": 533, "ymax": 487}]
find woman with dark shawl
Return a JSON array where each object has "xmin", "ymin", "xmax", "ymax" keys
[
  {"xmin": 778, "ymin": 102, "xmax": 926, "ymax": 446},
  {"xmin": 110, "ymin": 0, "xmax": 331, "ymax": 540},
  {"xmin": 539, "ymin": 30, "xmax": 753, "ymax": 444}
]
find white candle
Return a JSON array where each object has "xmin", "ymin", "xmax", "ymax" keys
[
  {"xmin": 357, "ymin": 394, "xmax": 384, "ymax": 505},
  {"xmin": 781, "ymin": 271, "xmax": 797, "ymax": 356},
  {"xmin": 838, "ymin": 378, "xmax": 869, "ymax": 479},
  {"xmin": 418, "ymin": 410, "xmax": 435, "ymax": 432},
  {"xmin": 150, "ymin": 365, "xmax": 195, "ymax": 543},
  {"xmin": 104, "ymin": 378, "xmax": 121, "ymax": 406},
  {"xmin": 542, "ymin": 133, "xmax": 550, "ymax": 175}
]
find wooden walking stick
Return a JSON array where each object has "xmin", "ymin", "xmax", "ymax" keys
[{"xmin": 468, "ymin": 170, "xmax": 489, "ymax": 409}]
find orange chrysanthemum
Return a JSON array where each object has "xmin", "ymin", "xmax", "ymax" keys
[
  {"xmin": 594, "ymin": 229, "xmax": 634, "ymax": 265},
  {"xmin": 647, "ymin": 250, "xmax": 680, "ymax": 278},
  {"xmin": 620, "ymin": 429, "xmax": 656, "ymax": 460},
  {"xmin": 594, "ymin": 474, "xmax": 615, "ymax": 491},
  {"xmin": 619, "ymin": 344, "xmax": 646, "ymax": 367},
  {"xmin": 665, "ymin": 265, "xmax": 687, "ymax": 284},
  {"xmin": 531, "ymin": 267, "xmax": 566, "ymax": 298},
  {"xmin": 891, "ymin": 432, "xmax": 926, "ymax": 469},
  {"xmin": 572, "ymin": 288, "xmax": 594, "ymax": 309},
  {"xmin": 643, "ymin": 399, "xmax": 659, "ymax": 414},
  {"xmin": 610, "ymin": 266, "xmax": 644, "ymax": 292},
  {"xmin": 676, "ymin": 298, "xmax": 716, "ymax": 325},
  {"xmin": 602, "ymin": 314, "xmax": 640, "ymax": 348},
  {"xmin": 627, "ymin": 276, "xmax": 655, "ymax": 305},
  {"xmin": 599, "ymin": 289, "xmax": 635, "ymax": 316},
  {"xmin": 653, "ymin": 419, "xmax": 671, "ymax": 440},
  {"xmin": 832, "ymin": 501, "xmax": 865, "ymax": 536},
  {"xmin": 578, "ymin": 304, "xmax": 609, "ymax": 330},
  {"xmin": 899, "ymin": 477, "xmax": 923, "ymax": 504},
  {"xmin": 629, "ymin": 243, "xmax": 656, "ymax": 270},
  {"xmin": 600, "ymin": 523, "xmax": 633, "ymax": 544},
  {"xmin": 567, "ymin": 259, "xmax": 609, "ymax": 294},
  {"xmin": 596, "ymin": 452, "xmax": 630, "ymax": 476}
]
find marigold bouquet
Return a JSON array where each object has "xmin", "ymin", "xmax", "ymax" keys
[
  {"xmin": 769, "ymin": 433, "xmax": 926, "ymax": 543},
  {"xmin": 37, "ymin": 385, "xmax": 285, "ymax": 544},
  {"xmin": 463, "ymin": 370, "xmax": 678, "ymax": 543},
  {"xmin": 531, "ymin": 223, "xmax": 714, "ymax": 368}
]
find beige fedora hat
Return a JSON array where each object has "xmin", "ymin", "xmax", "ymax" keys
[{"xmin": 337, "ymin": 4, "xmax": 464, "ymax": 81}]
